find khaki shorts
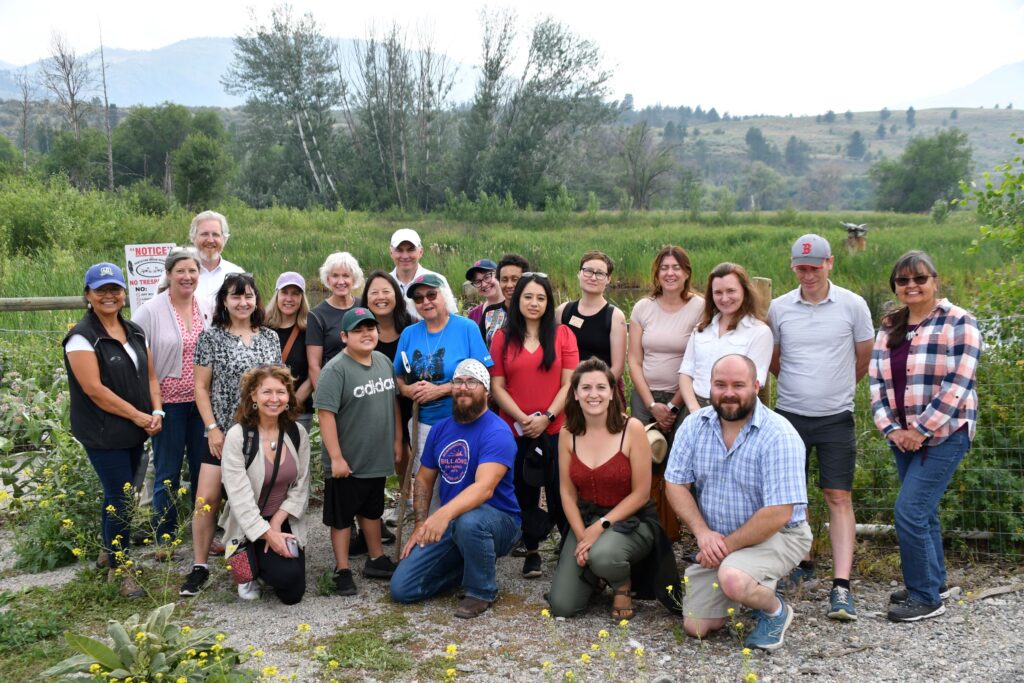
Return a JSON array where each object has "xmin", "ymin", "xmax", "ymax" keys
[{"xmin": 681, "ymin": 522, "xmax": 812, "ymax": 620}]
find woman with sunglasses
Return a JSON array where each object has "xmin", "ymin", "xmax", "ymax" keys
[
  {"xmin": 489, "ymin": 272, "xmax": 579, "ymax": 579},
  {"xmin": 678, "ymin": 262, "xmax": 772, "ymax": 414},
  {"xmin": 555, "ymin": 251, "xmax": 627, "ymax": 387},
  {"xmin": 394, "ymin": 273, "xmax": 493, "ymax": 474},
  {"xmin": 869, "ymin": 251, "xmax": 981, "ymax": 623},
  {"xmin": 132, "ymin": 247, "xmax": 211, "ymax": 555},
  {"xmin": 180, "ymin": 273, "xmax": 281, "ymax": 598}
]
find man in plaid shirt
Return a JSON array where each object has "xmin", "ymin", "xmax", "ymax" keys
[{"xmin": 665, "ymin": 354, "xmax": 811, "ymax": 651}]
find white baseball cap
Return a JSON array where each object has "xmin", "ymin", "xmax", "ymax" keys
[{"xmin": 390, "ymin": 228, "xmax": 422, "ymax": 249}]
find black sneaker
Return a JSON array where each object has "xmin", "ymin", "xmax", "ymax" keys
[
  {"xmin": 349, "ymin": 531, "xmax": 368, "ymax": 557},
  {"xmin": 179, "ymin": 565, "xmax": 210, "ymax": 597},
  {"xmin": 510, "ymin": 541, "xmax": 528, "ymax": 558},
  {"xmin": 887, "ymin": 598, "xmax": 946, "ymax": 622},
  {"xmin": 889, "ymin": 584, "xmax": 952, "ymax": 604},
  {"xmin": 333, "ymin": 569, "xmax": 358, "ymax": 596},
  {"xmin": 522, "ymin": 551, "xmax": 542, "ymax": 579},
  {"xmin": 381, "ymin": 525, "xmax": 396, "ymax": 545},
  {"xmin": 363, "ymin": 554, "xmax": 398, "ymax": 579}
]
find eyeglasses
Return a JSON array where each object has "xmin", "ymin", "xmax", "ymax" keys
[
  {"xmin": 471, "ymin": 272, "xmax": 495, "ymax": 288},
  {"xmin": 580, "ymin": 267, "xmax": 608, "ymax": 281},
  {"xmin": 452, "ymin": 377, "xmax": 484, "ymax": 389},
  {"xmin": 225, "ymin": 272, "xmax": 255, "ymax": 282},
  {"xmin": 411, "ymin": 289, "xmax": 440, "ymax": 304},
  {"xmin": 894, "ymin": 274, "xmax": 933, "ymax": 287},
  {"xmin": 523, "ymin": 272, "xmax": 549, "ymax": 279}
]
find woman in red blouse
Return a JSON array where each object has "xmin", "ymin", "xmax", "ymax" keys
[
  {"xmin": 548, "ymin": 358, "xmax": 655, "ymax": 620},
  {"xmin": 490, "ymin": 272, "xmax": 579, "ymax": 579}
]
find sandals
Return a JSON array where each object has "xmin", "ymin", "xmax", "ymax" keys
[{"xmin": 611, "ymin": 583, "xmax": 635, "ymax": 620}]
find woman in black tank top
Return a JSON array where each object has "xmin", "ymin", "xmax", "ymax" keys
[{"xmin": 555, "ymin": 251, "xmax": 627, "ymax": 383}]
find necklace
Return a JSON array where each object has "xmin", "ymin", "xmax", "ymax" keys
[{"xmin": 425, "ymin": 320, "xmax": 449, "ymax": 360}]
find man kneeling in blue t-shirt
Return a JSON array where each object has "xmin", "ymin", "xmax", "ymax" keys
[{"xmin": 390, "ymin": 359, "xmax": 521, "ymax": 618}]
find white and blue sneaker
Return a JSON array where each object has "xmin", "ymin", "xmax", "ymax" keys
[{"xmin": 745, "ymin": 594, "xmax": 794, "ymax": 651}]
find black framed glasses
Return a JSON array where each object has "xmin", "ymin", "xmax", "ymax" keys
[
  {"xmin": 894, "ymin": 274, "xmax": 933, "ymax": 287},
  {"xmin": 411, "ymin": 289, "xmax": 440, "ymax": 304},
  {"xmin": 452, "ymin": 377, "xmax": 483, "ymax": 389},
  {"xmin": 471, "ymin": 272, "xmax": 495, "ymax": 288},
  {"xmin": 580, "ymin": 267, "xmax": 608, "ymax": 281}
]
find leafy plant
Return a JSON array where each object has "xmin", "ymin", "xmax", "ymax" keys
[{"xmin": 42, "ymin": 603, "xmax": 256, "ymax": 682}]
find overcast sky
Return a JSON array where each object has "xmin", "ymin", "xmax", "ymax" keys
[{"xmin": 2, "ymin": 0, "xmax": 1023, "ymax": 115}]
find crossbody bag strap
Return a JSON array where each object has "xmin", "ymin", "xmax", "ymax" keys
[
  {"xmin": 280, "ymin": 325, "xmax": 300, "ymax": 363},
  {"xmin": 257, "ymin": 428, "xmax": 285, "ymax": 513}
]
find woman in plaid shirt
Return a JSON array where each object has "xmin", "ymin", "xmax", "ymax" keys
[{"xmin": 869, "ymin": 250, "xmax": 982, "ymax": 623}]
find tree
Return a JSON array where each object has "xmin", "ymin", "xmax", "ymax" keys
[
  {"xmin": 40, "ymin": 33, "xmax": 92, "ymax": 142},
  {"xmin": 784, "ymin": 135, "xmax": 810, "ymax": 174},
  {"xmin": 962, "ymin": 134, "xmax": 1024, "ymax": 250},
  {"xmin": 172, "ymin": 132, "xmax": 236, "ymax": 209},
  {"xmin": 844, "ymin": 110, "xmax": 853, "ymax": 121},
  {"xmin": 112, "ymin": 104, "xmax": 194, "ymax": 189},
  {"xmin": 0, "ymin": 134, "xmax": 18, "ymax": 173},
  {"xmin": 880, "ymin": 107, "xmax": 891, "ymax": 121},
  {"xmin": 846, "ymin": 131, "xmax": 866, "ymax": 159},
  {"xmin": 824, "ymin": 110, "xmax": 836, "ymax": 124},
  {"xmin": 224, "ymin": 5, "xmax": 343, "ymax": 206},
  {"xmin": 15, "ymin": 69, "xmax": 33, "ymax": 171},
  {"xmin": 950, "ymin": 109, "xmax": 959, "ymax": 120},
  {"xmin": 869, "ymin": 129, "xmax": 973, "ymax": 212},
  {"xmin": 617, "ymin": 121, "xmax": 676, "ymax": 209},
  {"xmin": 739, "ymin": 161, "xmax": 785, "ymax": 211},
  {"xmin": 678, "ymin": 167, "xmax": 704, "ymax": 217},
  {"xmin": 97, "ymin": 27, "xmax": 114, "ymax": 191},
  {"xmin": 876, "ymin": 123, "xmax": 887, "ymax": 139},
  {"xmin": 43, "ymin": 129, "xmax": 108, "ymax": 188},
  {"xmin": 745, "ymin": 127, "xmax": 780, "ymax": 166},
  {"xmin": 906, "ymin": 106, "xmax": 916, "ymax": 129}
]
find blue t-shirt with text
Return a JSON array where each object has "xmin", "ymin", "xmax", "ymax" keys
[
  {"xmin": 420, "ymin": 411, "xmax": 520, "ymax": 525},
  {"xmin": 393, "ymin": 314, "xmax": 493, "ymax": 425}
]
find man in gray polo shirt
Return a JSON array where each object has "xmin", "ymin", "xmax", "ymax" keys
[{"xmin": 768, "ymin": 233, "xmax": 874, "ymax": 621}]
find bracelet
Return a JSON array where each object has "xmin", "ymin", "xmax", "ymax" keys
[
  {"xmin": 648, "ymin": 401, "xmax": 657, "ymax": 410},
  {"xmin": 152, "ymin": 409, "xmax": 166, "ymax": 418}
]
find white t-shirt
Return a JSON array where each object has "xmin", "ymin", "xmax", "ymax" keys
[
  {"xmin": 678, "ymin": 313, "xmax": 773, "ymax": 398},
  {"xmin": 197, "ymin": 256, "xmax": 245, "ymax": 308},
  {"xmin": 66, "ymin": 334, "xmax": 144, "ymax": 370}
]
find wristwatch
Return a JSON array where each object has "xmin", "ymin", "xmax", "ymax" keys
[
  {"xmin": 599, "ymin": 516, "xmax": 611, "ymax": 529},
  {"xmin": 668, "ymin": 402, "xmax": 680, "ymax": 415},
  {"xmin": 648, "ymin": 400, "xmax": 657, "ymax": 410},
  {"xmin": 204, "ymin": 422, "xmax": 219, "ymax": 435},
  {"xmin": 544, "ymin": 411, "xmax": 555, "ymax": 422}
]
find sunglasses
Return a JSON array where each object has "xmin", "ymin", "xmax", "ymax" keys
[
  {"xmin": 894, "ymin": 274, "xmax": 933, "ymax": 287},
  {"xmin": 411, "ymin": 289, "xmax": 440, "ymax": 304},
  {"xmin": 225, "ymin": 272, "xmax": 255, "ymax": 282},
  {"xmin": 522, "ymin": 271, "xmax": 549, "ymax": 279}
]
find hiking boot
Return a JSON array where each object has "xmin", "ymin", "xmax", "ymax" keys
[
  {"xmin": 349, "ymin": 531, "xmax": 368, "ymax": 557},
  {"xmin": 522, "ymin": 551, "xmax": 542, "ymax": 579},
  {"xmin": 117, "ymin": 572, "xmax": 145, "ymax": 599},
  {"xmin": 333, "ymin": 568, "xmax": 358, "ymax": 596},
  {"xmin": 455, "ymin": 596, "xmax": 493, "ymax": 619},
  {"xmin": 887, "ymin": 598, "xmax": 946, "ymax": 622},
  {"xmin": 827, "ymin": 585, "xmax": 857, "ymax": 621},
  {"xmin": 890, "ymin": 584, "xmax": 952, "ymax": 604},
  {"xmin": 363, "ymin": 554, "xmax": 398, "ymax": 579},
  {"xmin": 777, "ymin": 564, "xmax": 815, "ymax": 592},
  {"xmin": 237, "ymin": 580, "xmax": 261, "ymax": 601},
  {"xmin": 179, "ymin": 565, "xmax": 210, "ymax": 597},
  {"xmin": 745, "ymin": 594, "xmax": 793, "ymax": 651}
]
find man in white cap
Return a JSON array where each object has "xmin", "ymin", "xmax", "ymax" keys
[
  {"xmin": 768, "ymin": 233, "xmax": 874, "ymax": 621},
  {"xmin": 390, "ymin": 358, "xmax": 520, "ymax": 619},
  {"xmin": 389, "ymin": 228, "xmax": 458, "ymax": 319},
  {"xmin": 190, "ymin": 210, "xmax": 244, "ymax": 306}
]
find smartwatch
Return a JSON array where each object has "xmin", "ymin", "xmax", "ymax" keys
[
  {"xmin": 668, "ymin": 402, "xmax": 680, "ymax": 415},
  {"xmin": 599, "ymin": 516, "xmax": 611, "ymax": 529},
  {"xmin": 544, "ymin": 411, "xmax": 555, "ymax": 422},
  {"xmin": 204, "ymin": 422, "xmax": 219, "ymax": 436}
]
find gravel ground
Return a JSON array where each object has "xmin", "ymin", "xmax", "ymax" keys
[{"xmin": 5, "ymin": 521, "xmax": 1024, "ymax": 682}]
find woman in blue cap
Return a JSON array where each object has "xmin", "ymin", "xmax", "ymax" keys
[{"xmin": 63, "ymin": 262, "xmax": 163, "ymax": 597}]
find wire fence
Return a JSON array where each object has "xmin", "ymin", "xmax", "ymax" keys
[{"xmin": 1, "ymin": 315, "xmax": 1022, "ymax": 563}]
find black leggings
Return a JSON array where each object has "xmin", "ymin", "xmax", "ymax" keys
[
  {"xmin": 513, "ymin": 433, "xmax": 567, "ymax": 550},
  {"xmin": 254, "ymin": 520, "xmax": 306, "ymax": 605}
]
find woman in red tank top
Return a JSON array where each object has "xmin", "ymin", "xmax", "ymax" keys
[{"xmin": 547, "ymin": 358, "xmax": 658, "ymax": 620}]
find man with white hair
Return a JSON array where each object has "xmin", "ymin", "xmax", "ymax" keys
[
  {"xmin": 388, "ymin": 228, "xmax": 458, "ymax": 319},
  {"xmin": 190, "ymin": 210, "xmax": 244, "ymax": 305},
  {"xmin": 390, "ymin": 359, "xmax": 520, "ymax": 619}
]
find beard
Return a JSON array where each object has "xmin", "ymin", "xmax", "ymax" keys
[
  {"xmin": 712, "ymin": 393, "xmax": 756, "ymax": 422},
  {"xmin": 453, "ymin": 392, "xmax": 488, "ymax": 423}
]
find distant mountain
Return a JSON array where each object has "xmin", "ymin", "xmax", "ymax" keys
[
  {"xmin": 916, "ymin": 61, "xmax": 1024, "ymax": 109},
  {"xmin": 0, "ymin": 36, "xmax": 476, "ymax": 108}
]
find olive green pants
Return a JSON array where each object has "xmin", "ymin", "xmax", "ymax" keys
[{"xmin": 547, "ymin": 522, "xmax": 655, "ymax": 617}]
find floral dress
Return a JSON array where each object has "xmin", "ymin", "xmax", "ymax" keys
[{"xmin": 194, "ymin": 326, "xmax": 281, "ymax": 430}]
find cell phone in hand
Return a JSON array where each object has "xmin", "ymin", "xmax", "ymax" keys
[{"xmin": 285, "ymin": 537, "xmax": 299, "ymax": 558}]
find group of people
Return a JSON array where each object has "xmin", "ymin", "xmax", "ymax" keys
[{"xmin": 63, "ymin": 214, "xmax": 981, "ymax": 650}]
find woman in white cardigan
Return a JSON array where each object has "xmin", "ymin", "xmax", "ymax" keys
[
  {"xmin": 220, "ymin": 365, "xmax": 311, "ymax": 604},
  {"xmin": 132, "ymin": 247, "xmax": 212, "ymax": 548}
]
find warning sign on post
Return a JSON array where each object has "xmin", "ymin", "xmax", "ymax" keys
[{"xmin": 125, "ymin": 243, "xmax": 176, "ymax": 313}]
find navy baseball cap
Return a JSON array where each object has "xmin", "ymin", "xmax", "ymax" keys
[{"xmin": 465, "ymin": 258, "xmax": 497, "ymax": 281}]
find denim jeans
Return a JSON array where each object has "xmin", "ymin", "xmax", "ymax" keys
[
  {"xmin": 891, "ymin": 428, "xmax": 970, "ymax": 605},
  {"xmin": 390, "ymin": 503, "xmax": 521, "ymax": 603},
  {"xmin": 150, "ymin": 401, "xmax": 208, "ymax": 540},
  {"xmin": 85, "ymin": 444, "xmax": 144, "ymax": 567}
]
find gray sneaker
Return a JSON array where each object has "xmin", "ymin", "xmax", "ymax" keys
[
  {"xmin": 827, "ymin": 585, "xmax": 857, "ymax": 621},
  {"xmin": 890, "ymin": 584, "xmax": 952, "ymax": 604},
  {"xmin": 887, "ymin": 598, "xmax": 946, "ymax": 622}
]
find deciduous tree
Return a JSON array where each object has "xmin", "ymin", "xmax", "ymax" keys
[
  {"xmin": 617, "ymin": 120, "xmax": 676, "ymax": 209},
  {"xmin": 870, "ymin": 129, "xmax": 972, "ymax": 212}
]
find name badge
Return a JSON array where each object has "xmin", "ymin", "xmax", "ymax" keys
[{"xmin": 568, "ymin": 315, "xmax": 585, "ymax": 328}]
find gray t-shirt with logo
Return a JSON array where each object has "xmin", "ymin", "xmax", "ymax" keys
[{"xmin": 313, "ymin": 350, "xmax": 397, "ymax": 478}]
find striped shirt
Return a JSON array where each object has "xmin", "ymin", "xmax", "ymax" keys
[
  {"xmin": 664, "ymin": 400, "xmax": 807, "ymax": 536},
  {"xmin": 869, "ymin": 298, "xmax": 981, "ymax": 444}
]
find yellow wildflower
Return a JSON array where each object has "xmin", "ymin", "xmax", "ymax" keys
[
  {"xmin": 666, "ymin": 584, "xmax": 674, "ymax": 593},
  {"xmin": 135, "ymin": 631, "xmax": 147, "ymax": 642},
  {"xmin": 181, "ymin": 626, "xmax": 192, "ymax": 635},
  {"xmin": 541, "ymin": 608, "xmax": 551, "ymax": 618},
  {"xmin": 297, "ymin": 623, "xmax": 311, "ymax": 633},
  {"xmin": 90, "ymin": 663, "xmax": 102, "ymax": 673},
  {"xmin": 202, "ymin": 504, "xmax": 212, "ymax": 513},
  {"xmin": 72, "ymin": 547, "xmax": 84, "ymax": 557},
  {"xmin": 178, "ymin": 487, "xmax": 188, "ymax": 496},
  {"xmin": 579, "ymin": 653, "xmax": 591, "ymax": 664},
  {"xmin": 683, "ymin": 575, "xmax": 690, "ymax": 585},
  {"xmin": 745, "ymin": 674, "xmax": 758, "ymax": 682},
  {"xmin": 598, "ymin": 629, "xmax": 609, "ymax": 639},
  {"xmin": 634, "ymin": 646, "xmax": 645, "ymax": 657},
  {"xmin": 216, "ymin": 633, "xmax": 226, "ymax": 642},
  {"xmin": 742, "ymin": 647, "xmax": 752, "ymax": 656},
  {"xmin": 712, "ymin": 581, "xmax": 719, "ymax": 590},
  {"xmin": 123, "ymin": 482, "xmax": 133, "ymax": 493},
  {"xmin": 261, "ymin": 666, "xmax": 278, "ymax": 677},
  {"xmin": 542, "ymin": 662, "xmax": 552, "ymax": 669},
  {"xmin": 61, "ymin": 518, "xmax": 74, "ymax": 529},
  {"xmin": 328, "ymin": 660, "xmax": 339, "ymax": 669},
  {"xmin": 590, "ymin": 643, "xmax": 600, "ymax": 651},
  {"xmin": 564, "ymin": 672, "xmax": 575, "ymax": 682},
  {"xmin": 727, "ymin": 607, "xmax": 735, "ymax": 616},
  {"xmin": 446, "ymin": 644, "xmax": 458, "ymax": 656},
  {"xmin": 619, "ymin": 619, "xmax": 629, "ymax": 628}
]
